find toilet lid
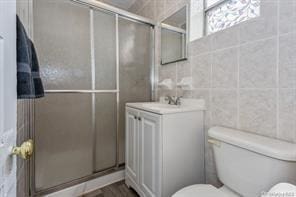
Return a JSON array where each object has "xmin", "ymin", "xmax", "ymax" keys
[{"xmin": 173, "ymin": 184, "xmax": 229, "ymax": 197}]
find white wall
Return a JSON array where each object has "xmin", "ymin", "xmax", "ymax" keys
[{"xmin": 0, "ymin": 0, "xmax": 17, "ymax": 196}]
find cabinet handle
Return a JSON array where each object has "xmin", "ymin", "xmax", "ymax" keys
[
  {"xmin": 134, "ymin": 116, "xmax": 137, "ymax": 119},
  {"xmin": 138, "ymin": 117, "xmax": 142, "ymax": 121}
]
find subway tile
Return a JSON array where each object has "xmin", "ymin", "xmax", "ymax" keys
[
  {"xmin": 211, "ymin": 90, "xmax": 238, "ymax": 128},
  {"xmin": 279, "ymin": 0, "xmax": 296, "ymax": 34},
  {"xmin": 191, "ymin": 54, "xmax": 212, "ymax": 88},
  {"xmin": 212, "ymin": 47, "xmax": 238, "ymax": 88},
  {"xmin": 239, "ymin": 38, "xmax": 277, "ymax": 88},
  {"xmin": 239, "ymin": 89, "xmax": 277, "ymax": 138},
  {"xmin": 240, "ymin": 1, "xmax": 278, "ymax": 43},
  {"xmin": 279, "ymin": 33, "xmax": 296, "ymax": 88},
  {"xmin": 278, "ymin": 89, "xmax": 296, "ymax": 143}
]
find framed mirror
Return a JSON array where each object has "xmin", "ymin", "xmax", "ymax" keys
[{"xmin": 161, "ymin": 5, "xmax": 189, "ymax": 65}]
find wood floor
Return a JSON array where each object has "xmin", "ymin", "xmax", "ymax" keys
[{"xmin": 81, "ymin": 181, "xmax": 139, "ymax": 197}]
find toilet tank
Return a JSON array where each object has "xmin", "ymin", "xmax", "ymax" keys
[{"xmin": 208, "ymin": 127, "xmax": 296, "ymax": 197}]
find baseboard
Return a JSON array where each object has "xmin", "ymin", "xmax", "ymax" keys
[{"xmin": 45, "ymin": 170, "xmax": 125, "ymax": 197}]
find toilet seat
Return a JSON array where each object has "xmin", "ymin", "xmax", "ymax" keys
[{"xmin": 172, "ymin": 184, "xmax": 230, "ymax": 197}]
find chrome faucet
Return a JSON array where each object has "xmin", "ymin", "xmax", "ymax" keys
[
  {"xmin": 175, "ymin": 96, "xmax": 182, "ymax": 106},
  {"xmin": 165, "ymin": 96, "xmax": 182, "ymax": 106}
]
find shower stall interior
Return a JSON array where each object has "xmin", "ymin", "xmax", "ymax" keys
[{"xmin": 31, "ymin": 0, "xmax": 155, "ymax": 195}]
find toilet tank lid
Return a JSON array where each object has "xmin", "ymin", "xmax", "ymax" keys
[{"xmin": 208, "ymin": 127, "xmax": 296, "ymax": 161}]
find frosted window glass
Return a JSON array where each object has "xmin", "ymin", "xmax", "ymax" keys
[
  {"xmin": 95, "ymin": 93, "xmax": 117, "ymax": 171},
  {"xmin": 206, "ymin": 0, "xmax": 260, "ymax": 34},
  {"xmin": 34, "ymin": 0, "xmax": 92, "ymax": 90},
  {"xmin": 94, "ymin": 10, "xmax": 117, "ymax": 90},
  {"xmin": 35, "ymin": 93, "xmax": 93, "ymax": 190}
]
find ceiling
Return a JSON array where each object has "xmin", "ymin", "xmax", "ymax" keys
[
  {"xmin": 163, "ymin": 6, "xmax": 187, "ymax": 28},
  {"xmin": 98, "ymin": 0, "xmax": 137, "ymax": 10}
]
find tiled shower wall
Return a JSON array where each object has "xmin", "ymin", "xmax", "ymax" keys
[
  {"xmin": 129, "ymin": 0, "xmax": 296, "ymax": 186},
  {"xmin": 16, "ymin": 1, "xmax": 33, "ymax": 196}
]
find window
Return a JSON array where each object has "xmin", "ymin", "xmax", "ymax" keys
[{"xmin": 205, "ymin": 0, "xmax": 260, "ymax": 35}]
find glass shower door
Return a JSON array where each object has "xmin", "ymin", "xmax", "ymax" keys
[
  {"xmin": 32, "ymin": 0, "xmax": 154, "ymax": 194},
  {"xmin": 118, "ymin": 17, "xmax": 153, "ymax": 164},
  {"xmin": 34, "ymin": 0, "xmax": 93, "ymax": 191},
  {"xmin": 93, "ymin": 10, "xmax": 117, "ymax": 172},
  {"xmin": 33, "ymin": 0, "xmax": 118, "ymax": 192}
]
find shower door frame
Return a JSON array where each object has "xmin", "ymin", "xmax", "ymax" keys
[{"xmin": 30, "ymin": 1, "xmax": 156, "ymax": 196}]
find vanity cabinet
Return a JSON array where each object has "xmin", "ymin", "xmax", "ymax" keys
[
  {"xmin": 125, "ymin": 103, "xmax": 205, "ymax": 197},
  {"xmin": 126, "ymin": 107, "xmax": 161, "ymax": 197}
]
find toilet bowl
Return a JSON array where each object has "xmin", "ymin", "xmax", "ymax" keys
[
  {"xmin": 262, "ymin": 183, "xmax": 296, "ymax": 197},
  {"xmin": 173, "ymin": 183, "xmax": 296, "ymax": 197},
  {"xmin": 173, "ymin": 185, "xmax": 239, "ymax": 197},
  {"xmin": 173, "ymin": 127, "xmax": 296, "ymax": 197}
]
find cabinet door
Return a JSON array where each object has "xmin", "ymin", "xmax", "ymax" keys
[
  {"xmin": 125, "ymin": 108, "xmax": 139, "ymax": 184},
  {"xmin": 139, "ymin": 111, "xmax": 161, "ymax": 197}
]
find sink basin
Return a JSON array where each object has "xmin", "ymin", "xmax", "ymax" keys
[{"xmin": 126, "ymin": 99, "xmax": 205, "ymax": 114}]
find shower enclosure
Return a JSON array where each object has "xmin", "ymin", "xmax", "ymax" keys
[{"xmin": 31, "ymin": 0, "xmax": 155, "ymax": 195}]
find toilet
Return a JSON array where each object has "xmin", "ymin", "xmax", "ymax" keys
[{"xmin": 173, "ymin": 127, "xmax": 296, "ymax": 197}]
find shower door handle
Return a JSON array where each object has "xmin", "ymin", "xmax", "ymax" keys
[{"xmin": 11, "ymin": 139, "xmax": 34, "ymax": 160}]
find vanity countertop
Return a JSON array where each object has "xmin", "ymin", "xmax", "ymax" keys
[{"xmin": 126, "ymin": 99, "xmax": 205, "ymax": 115}]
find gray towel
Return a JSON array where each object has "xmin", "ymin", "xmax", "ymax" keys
[{"xmin": 17, "ymin": 15, "xmax": 44, "ymax": 99}]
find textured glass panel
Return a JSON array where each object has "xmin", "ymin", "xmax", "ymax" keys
[
  {"xmin": 206, "ymin": 0, "xmax": 260, "ymax": 34},
  {"xmin": 118, "ymin": 18, "xmax": 152, "ymax": 164},
  {"xmin": 95, "ymin": 93, "xmax": 117, "ymax": 171},
  {"xmin": 34, "ymin": 0, "xmax": 91, "ymax": 90},
  {"xmin": 94, "ymin": 11, "xmax": 117, "ymax": 90},
  {"xmin": 35, "ymin": 94, "xmax": 93, "ymax": 191}
]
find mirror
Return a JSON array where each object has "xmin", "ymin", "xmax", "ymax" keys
[{"xmin": 161, "ymin": 5, "xmax": 188, "ymax": 65}]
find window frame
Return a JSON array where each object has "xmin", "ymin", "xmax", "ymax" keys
[
  {"xmin": 203, "ymin": 0, "xmax": 260, "ymax": 35},
  {"xmin": 205, "ymin": 0, "xmax": 228, "ymax": 11},
  {"xmin": 203, "ymin": 0, "xmax": 229, "ymax": 35}
]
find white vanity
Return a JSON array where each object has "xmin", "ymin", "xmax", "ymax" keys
[{"xmin": 125, "ymin": 99, "xmax": 205, "ymax": 197}]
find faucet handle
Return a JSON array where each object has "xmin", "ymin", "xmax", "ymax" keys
[{"xmin": 176, "ymin": 96, "xmax": 183, "ymax": 105}]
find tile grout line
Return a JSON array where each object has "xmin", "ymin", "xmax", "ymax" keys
[
  {"xmin": 237, "ymin": 25, "xmax": 241, "ymax": 129},
  {"xmin": 209, "ymin": 38, "xmax": 213, "ymax": 129},
  {"xmin": 276, "ymin": 0, "xmax": 280, "ymax": 139},
  {"xmin": 190, "ymin": 34, "xmax": 278, "ymax": 58},
  {"xmin": 175, "ymin": 62, "xmax": 178, "ymax": 97},
  {"xmin": 189, "ymin": 48, "xmax": 193, "ymax": 98}
]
